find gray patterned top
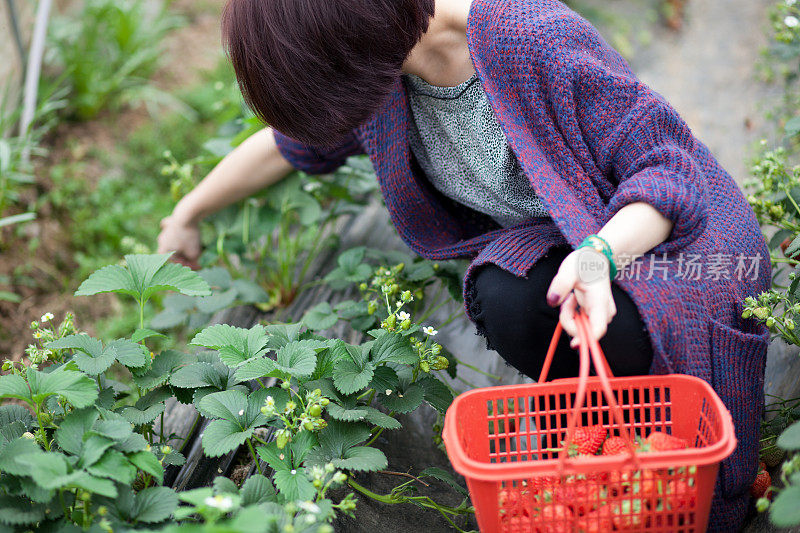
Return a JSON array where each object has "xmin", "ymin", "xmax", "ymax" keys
[{"xmin": 404, "ymin": 72, "xmax": 549, "ymax": 228}]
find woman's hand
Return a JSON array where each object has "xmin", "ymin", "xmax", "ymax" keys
[
  {"xmin": 157, "ymin": 214, "xmax": 201, "ymax": 269},
  {"xmin": 546, "ymin": 249, "xmax": 616, "ymax": 347}
]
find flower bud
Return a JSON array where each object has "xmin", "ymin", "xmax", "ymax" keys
[
  {"xmin": 384, "ymin": 314, "xmax": 397, "ymax": 330},
  {"xmin": 320, "ymin": 397, "xmax": 330, "ymax": 407},
  {"xmin": 313, "ymin": 479, "xmax": 323, "ymax": 488},
  {"xmin": 276, "ymin": 430, "xmax": 290, "ymax": 449},
  {"xmin": 281, "ymin": 380, "xmax": 291, "ymax": 390},
  {"xmin": 788, "ymin": 319, "xmax": 797, "ymax": 330},
  {"xmin": 325, "ymin": 463, "xmax": 335, "ymax": 473},
  {"xmin": 742, "ymin": 309, "xmax": 752, "ymax": 319},
  {"xmin": 420, "ymin": 361, "xmax": 430, "ymax": 373},
  {"xmin": 753, "ymin": 307, "xmax": 770, "ymax": 320},
  {"xmin": 401, "ymin": 290, "xmax": 413, "ymax": 302},
  {"xmin": 400, "ymin": 319, "xmax": 412, "ymax": 330},
  {"xmin": 333, "ymin": 472, "xmax": 347, "ymax": 484},
  {"xmin": 161, "ymin": 445, "xmax": 172, "ymax": 455},
  {"xmin": 359, "ymin": 283, "xmax": 368, "ymax": 292},
  {"xmin": 756, "ymin": 497, "xmax": 770, "ymax": 513},
  {"xmin": 367, "ymin": 301, "xmax": 378, "ymax": 315}
]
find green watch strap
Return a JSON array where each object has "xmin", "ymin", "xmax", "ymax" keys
[{"xmin": 577, "ymin": 234, "xmax": 617, "ymax": 280}]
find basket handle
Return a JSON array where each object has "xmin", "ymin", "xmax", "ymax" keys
[{"xmin": 538, "ymin": 309, "xmax": 640, "ymax": 473}]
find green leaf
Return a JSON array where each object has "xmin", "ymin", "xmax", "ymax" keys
[
  {"xmin": 772, "ymin": 485, "xmax": 800, "ymax": 527},
  {"xmin": 333, "ymin": 359, "xmax": 374, "ymax": 395},
  {"xmin": 81, "ymin": 434, "xmax": 115, "ymax": 466},
  {"xmin": 0, "ymin": 495, "xmax": 45, "ymax": 525},
  {"xmin": 87, "ymin": 449, "xmax": 137, "ymax": 484},
  {"xmin": 332, "ymin": 446, "xmax": 387, "ymax": 472},
  {"xmin": 311, "ymin": 343, "xmax": 346, "ymax": 380},
  {"xmin": 327, "ymin": 403, "xmax": 370, "ymax": 422},
  {"xmin": 141, "ymin": 257, "xmax": 211, "ymax": 300},
  {"xmin": 121, "ymin": 403, "xmax": 165, "ymax": 425},
  {"xmin": 369, "ymin": 366, "xmax": 400, "ymax": 393},
  {"xmin": 0, "ymin": 405, "xmax": 34, "ymax": 430},
  {"xmin": 363, "ymin": 407, "xmax": 401, "ymax": 430},
  {"xmin": 129, "ymin": 450, "xmax": 164, "ymax": 484},
  {"xmin": 240, "ymin": 474, "xmax": 276, "ymax": 506},
  {"xmin": 190, "ymin": 324, "xmax": 270, "ymax": 367},
  {"xmin": 303, "ymin": 302, "xmax": 338, "ymax": 331},
  {"xmin": 211, "ymin": 477, "xmax": 239, "ymax": 497},
  {"xmin": 419, "ymin": 467, "xmax": 468, "ymax": 496},
  {"xmin": 46, "ymin": 335, "xmax": 114, "ymax": 375},
  {"xmin": 786, "ymin": 235, "xmax": 800, "ymax": 262},
  {"xmin": 108, "ymin": 339, "xmax": 150, "ymax": 369},
  {"xmin": 418, "ymin": 376, "xmax": 454, "ymax": 414},
  {"xmin": 305, "ymin": 420, "xmax": 371, "ymax": 468},
  {"xmin": 92, "ymin": 419, "xmax": 134, "ymax": 441},
  {"xmin": 273, "ymin": 468, "xmax": 316, "ymax": 502},
  {"xmin": 201, "ymin": 419, "xmax": 254, "ymax": 457},
  {"xmin": 274, "ymin": 341, "xmax": 318, "ymax": 378},
  {"xmin": 0, "ymin": 374, "xmax": 31, "ymax": 403},
  {"xmin": 786, "ymin": 116, "xmax": 800, "ymax": 137},
  {"xmin": 404, "ymin": 261, "xmax": 436, "ymax": 281},
  {"xmin": 169, "ymin": 362, "xmax": 219, "ymax": 388},
  {"xmin": 132, "ymin": 328, "xmax": 168, "ymax": 343},
  {"xmin": 134, "ymin": 486, "xmax": 179, "ymax": 523},
  {"xmin": 0, "ymin": 438, "xmax": 42, "ymax": 476},
  {"xmin": 75, "ymin": 264, "xmax": 137, "ymax": 298},
  {"xmin": 197, "ymin": 389, "xmax": 247, "ymax": 421},
  {"xmin": 16, "ymin": 452, "xmax": 78, "ymax": 490},
  {"xmin": 778, "ymin": 420, "xmax": 800, "ymax": 450},
  {"xmin": 265, "ymin": 323, "xmax": 302, "ymax": 349},
  {"xmin": 56, "ymin": 408, "xmax": 99, "ymax": 455},
  {"xmin": 234, "ymin": 357, "xmax": 277, "ymax": 382},
  {"xmin": 371, "ymin": 331, "xmax": 417, "ymax": 365},
  {"xmin": 27, "ymin": 366, "xmax": 98, "ymax": 408},
  {"xmin": 70, "ymin": 472, "xmax": 118, "ymax": 498},
  {"xmin": 379, "ymin": 383, "xmax": 424, "ymax": 414},
  {"xmin": 134, "ymin": 350, "xmax": 188, "ymax": 389},
  {"xmin": 196, "ymin": 288, "xmax": 238, "ymax": 314}
]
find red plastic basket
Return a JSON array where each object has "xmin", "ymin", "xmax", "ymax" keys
[{"xmin": 443, "ymin": 310, "xmax": 736, "ymax": 532}]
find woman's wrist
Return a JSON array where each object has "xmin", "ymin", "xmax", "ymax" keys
[{"xmin": 172, "ymin": 194, "xmax": 206, "ymax": 226}]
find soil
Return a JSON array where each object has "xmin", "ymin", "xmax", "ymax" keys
[{"xmin": 0, "ymin": 0, "xmax": 227, "ymax": 360}]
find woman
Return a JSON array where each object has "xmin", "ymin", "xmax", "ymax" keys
[{"xmin": 157, "ymin": 0, "xmax": 770, "ymax": 529}]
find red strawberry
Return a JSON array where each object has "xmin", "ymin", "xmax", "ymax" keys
[
  {"xmin": 637, "ymin": 469, "xmax": 667, "ymax": 509},
  {"xmin": 568, "ymin": 425, "xmax": 607, "ymax": 456},
  {"xmin": 643, "ymin": 431, "xmax": 688, "ymax": 452},
  {"xmin": 666, "ymin": 479, "xmax": 695, "ymax": 511},
  {"xmin": 552, "ymin": 476, "xmax": 601, "ymax": 516},
  {"xmin": 601, "ymin": 436, "xmax": 629, "ymax": 456},
  {"xmin": 750, "ymin": 469, "xmax": 772, "ymax": 499},
  {"xmin": 576, "ymin": 504, "xmax": 612, "ymax": 533},
  {"xmin": 533, "ymin": 503, "xmax": 574, "ymax": 533}
]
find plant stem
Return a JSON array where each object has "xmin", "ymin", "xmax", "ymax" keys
[
  {"xmin": 453, "ymin": 358, "xmax": 502, "ymax": 381},
  {"xmin": 246, "ymin": 438, "xmax": 262, "ymax": 475}
]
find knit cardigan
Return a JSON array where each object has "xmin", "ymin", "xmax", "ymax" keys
[{"xmin": 274, "ymin": 1, "xmax": 770, "ymax": 529}]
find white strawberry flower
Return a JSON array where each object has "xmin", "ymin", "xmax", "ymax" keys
[
  {"xmin": 422, "ymin": 326, "xmax": 438, "ymax": 337},
  {"xmin": 785, "ymin": 15, "xmax": 799, "ymax": 27},
  {"xmin": 397, "ymin": 311, "xmax": 411, "ymax": 321},
  {"xmin": 40, "ymin": 313, "xmax": 54, "ymax": 323},
  {"xmin": 298, "ymin": 501, "xmax": 321, "ymax": 514},
  {"xmin": 204, "ymin": 495, "xmax": 234, "ymax": 511}
]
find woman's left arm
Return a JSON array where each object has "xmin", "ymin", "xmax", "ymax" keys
[{"xmin": 547, "ymin": 202, "xmax": 673, "ymax": 345}]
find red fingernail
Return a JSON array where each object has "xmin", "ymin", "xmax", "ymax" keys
[{"xmin": 547, "ymin": 293, "xmax": 560, "ymax": 306}]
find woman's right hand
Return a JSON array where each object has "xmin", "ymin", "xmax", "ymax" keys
[{"xmin": 157, "ymin": 214, "xmax": 201, "ymax": 269}]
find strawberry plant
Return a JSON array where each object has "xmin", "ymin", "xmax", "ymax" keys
[{"xmin": 0, "ymin": 254, "xmax": 364, "ymax": 530}]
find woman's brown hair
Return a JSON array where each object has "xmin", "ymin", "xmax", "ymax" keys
[{"xmin": 222, "ymin": 0, "xmax": 435, "ymax": 147}]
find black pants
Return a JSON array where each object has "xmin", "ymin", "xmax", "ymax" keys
[{"xmin": 472, "ymin": 247, "xmax": 654, "ymax": 381}]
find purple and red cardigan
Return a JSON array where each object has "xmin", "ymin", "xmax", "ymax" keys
[{"xmin": 274, "ymin": 0, "xmax": 770, "ymax": 529}]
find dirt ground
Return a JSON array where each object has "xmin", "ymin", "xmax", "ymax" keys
[{"xmin": 0, "ymin": 0, "xmax": 227, "ymax": 360}]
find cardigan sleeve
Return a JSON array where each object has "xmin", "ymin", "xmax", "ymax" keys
[
  {"xmin": 515, "ymin": 12, "xmax": 709, "ymax": 253},
  {"xmin": 273, "ymin": 130, "xmax": 365, "ymax": 175}
]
